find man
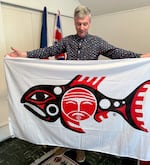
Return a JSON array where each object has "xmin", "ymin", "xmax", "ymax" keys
[
  {"xmin": 8, "ymin": 5, "xmax": 150, "ymax": 163},
  {"xmin": 8, "ymin": 6, "xmax": 150, "ymax": 59}
]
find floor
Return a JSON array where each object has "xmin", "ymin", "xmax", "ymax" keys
[{"xmin": 0, "ymin": 137, "xmax": 138, "ymax": 165}]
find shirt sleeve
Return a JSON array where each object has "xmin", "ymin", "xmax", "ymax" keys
[
  {"xmin": 97, "ymin": 37, "xmax": 141, "ymax": 59},
  {"xmin": 27, "ymin": 40, "xmax": 66, "ymax": 59},
  {"xmin": 103, "ymin": 47, "xmax": 141, "ymax": 59}
]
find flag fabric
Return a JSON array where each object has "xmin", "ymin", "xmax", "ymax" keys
[
  {"xmin": 40, "ymin": 6, "xmax": 47, "ymax": 48},
  {"xmin": 4, "ymin": 57, "xmax": 150, "ymax": 161},
  {"xmin": 53, "ymin": 11, "xmax": 65, "ymax": 60},
  {"xmin": 139, "ymin": 161, "xmax": 150, "ymax": 165}
]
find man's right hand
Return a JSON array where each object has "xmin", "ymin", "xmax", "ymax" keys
[{"xmin": 8, "ymin": 47, "xmax": 27, "ymax": 58}]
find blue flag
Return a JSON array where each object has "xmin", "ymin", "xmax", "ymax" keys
[{"xmin": 40, "ymin": 7, "xmax": 47, "ymax": 48}]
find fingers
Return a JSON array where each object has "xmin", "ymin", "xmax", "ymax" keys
[
  {"xmin": 7, "ymin": 47, "xmax": 19, "ymax": 57},
  {"xmin": 9, "ymin": 47, "xmax": 27, "ymax": 58},
  {"xmin": 11, "ymin": 46, "xmax": 14, "ymax": 50},
  {"xmin": 141, "ymin": 53, "xmax": 150, "ymax": 58},
  {"xmin": 11, "ymin": 47, "xmax": 18, "ymax": 52}
]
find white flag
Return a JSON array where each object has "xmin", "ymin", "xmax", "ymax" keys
[{"xmin": 4, "ymin": 57, "xmax": 150, "ymax": 161}]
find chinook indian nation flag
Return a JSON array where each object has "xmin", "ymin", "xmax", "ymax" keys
[
  {"xmin": 4, "ymin": 56, "xmax": 150, "ymax": 161},
  {"xmin": 53, "ymin": 11, "xmax": 65, "ymax": 60}
]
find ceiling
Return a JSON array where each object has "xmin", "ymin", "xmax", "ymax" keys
[{"xmin": 79, "ymin": 0, "xmax": 150, "ymax": 16}]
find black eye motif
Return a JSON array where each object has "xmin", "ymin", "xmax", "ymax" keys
[
  {"xmin": 25, "ymin": 89, "xmax": 56, "ymax": 105},
  {"xmin": 31, "ymin": 92, "xmax": 49, "ymax": 101}
]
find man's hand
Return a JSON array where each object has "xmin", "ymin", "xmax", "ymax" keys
[
  {"xmin": 141, "ymin": 53, "xmax": 150, "ymax": 58},
  {"xmin": 8, "ymin": 47, "xmax": 27, "ymax": 58}
]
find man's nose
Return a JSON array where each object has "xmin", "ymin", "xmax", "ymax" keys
[{"xmin": 79, "ymin": 24, "xmax": 84, "ymax": 30}]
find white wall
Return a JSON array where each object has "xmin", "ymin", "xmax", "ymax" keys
[
  {"xmin": 90, "ymin": 6, "xmax": 150, "ymax": 55},
  {"xmin": 0, "ymin": 0, "xmax": 79, "ymax": 141},
  {"xmin": 0, "ymin": 0, "xmax": 80, "ymax": 17}
]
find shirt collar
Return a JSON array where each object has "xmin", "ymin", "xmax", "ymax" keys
[{"xmin": 75, "ymin": 34, "xmax": 89, "ymax": 41}]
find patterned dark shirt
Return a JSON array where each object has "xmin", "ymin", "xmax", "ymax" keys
[{"xmin": 27, "ymin": 34, "xmax": 141, "ymax": 60}]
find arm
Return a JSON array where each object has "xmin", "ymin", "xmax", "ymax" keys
[
  {"xmin": 8, "ymin": 46, "xmax": 54, "ymax": 59},
  {"xmin": 8, "ymin": 38, "xmax": 66, "ymax": 58},
  {"xmin": 95, "ymin": 36, "xmax": 141, "ymax": 59},
  {"xmin": 100, "ymin": 39, "xmax": 150, "ymax": 59},
  {"xmin": 27, "ymin": 41, "xmax": 66, "ymax": 59}
]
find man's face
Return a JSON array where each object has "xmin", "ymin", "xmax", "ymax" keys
[{"xmin": 74, "ymin": 15, "xmax": 91, "ymax": 38}]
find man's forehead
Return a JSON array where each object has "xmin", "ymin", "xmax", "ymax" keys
[{"xmin": 75, "ymin": 15, "xmax": 90, "ymax": 20}]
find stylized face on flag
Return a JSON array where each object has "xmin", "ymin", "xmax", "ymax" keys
[
  {"xmin": 62, "ymin": 87, "xmax": 97, "ymax": 121},
  {"xmin": 21, "ymin": 75, "xmax": 150, "ymax": 133}
]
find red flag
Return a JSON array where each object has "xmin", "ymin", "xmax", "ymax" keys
[{"xmin": 54, "ymin": 11, "xmax": 65, "ymax": 60}]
